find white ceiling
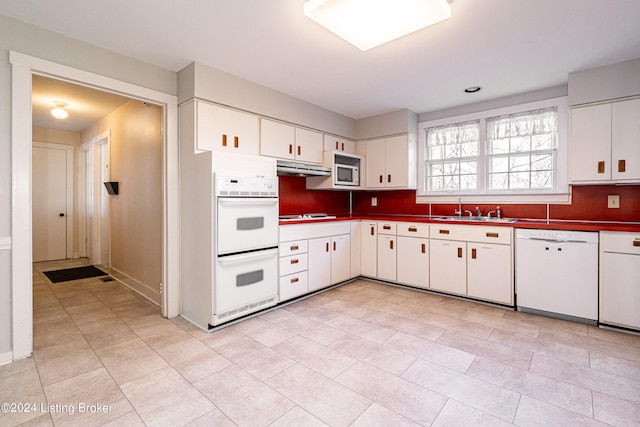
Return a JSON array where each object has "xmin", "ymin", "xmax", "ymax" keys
[{"xmin": 4, "ymin": 0, "xmax": 640, "ymax": 122}]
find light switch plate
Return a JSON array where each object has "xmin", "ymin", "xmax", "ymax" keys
[
  {"xmin": 608, "ymin": 194, "xmax": 620, "ymax": 209},
  {"xmin": 371, "ymin": 197, "xmax": 378, "ymax": 207}
]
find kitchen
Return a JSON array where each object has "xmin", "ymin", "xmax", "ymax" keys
[{"xmin": 2, "ymin": 1, "xmax": 640, "ymax": 426}]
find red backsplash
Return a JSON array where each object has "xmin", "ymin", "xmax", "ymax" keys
[
  {"xmin": 278, "ymin": 176, "xmax": 350, "ymax": 215},
  {"xmin": 280, "ymin": 176, "xmax": 640, "ymax": 222}
]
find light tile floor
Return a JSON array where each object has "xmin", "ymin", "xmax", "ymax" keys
[{"xmin": 2, "ymin": 258, "xmax": 640, "ymax": 426}]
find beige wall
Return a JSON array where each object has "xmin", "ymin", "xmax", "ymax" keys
[{"xmin": 82, "ymin": 101, "xmax": 163, "ymax": 304}]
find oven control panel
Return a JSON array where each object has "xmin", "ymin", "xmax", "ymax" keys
[{"xmin": 216, "ymin": 175, "xmax": 278, "ymax": 197}]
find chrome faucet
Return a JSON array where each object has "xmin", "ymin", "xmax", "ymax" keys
[
  {"xmin": 487, "ymin": 206, "xmax": 502, "ymax": 219},
  {"xmin": 475, "ymin": 207, "xmax": 482, "ymax": 217},
  {"xmin": 497, "ymin": 206, "xmax": 502, "ymax": 219},
  {"xmin": 464, "ymin": 210, "xmax": 474, "ymax": 217}
]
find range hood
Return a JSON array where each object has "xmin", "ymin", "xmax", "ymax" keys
[{"xmin": 276, "ymin": 159, "xmax": 331, "ymax": 177}]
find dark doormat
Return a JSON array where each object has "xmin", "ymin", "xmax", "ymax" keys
[{"xmin": 44, "ymin": 265, "xmax": 108, "ymax": 283}]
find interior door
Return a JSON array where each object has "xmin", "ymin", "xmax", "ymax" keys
[{"xmin": 32, "ymin": 145, "xmax": 67, "ymax": 261}]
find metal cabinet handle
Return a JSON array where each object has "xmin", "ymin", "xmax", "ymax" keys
[
  {"xmin": 341, "ymin": 142, "xmax": 345, "ymax": 151},
  {"xmin": 291, "ymin": 259, "xmax": 299, "ymax": 264},
  {"xmin": 297, "ymin": 146, "xmax": 301, "ymax": 156},
  {"xmin": 370, "ymin": 226, "xmax": 375, "ymax": 235},
  {"xmin": 633, "ymin": 240, "xmax": 640, "ymax": 247},
  {"xmin": 486, "ymin": 232, "xmax": 499, "ymax": 238},
  {"xmin": 290, "ymin": 277, "xmax": 299, "ymax": 283},
  {"xmin": 421, "ymin": 243, "xmax": 426, "ymax": 254},
  {"xmin": 383, "ymin": 225, "xmax": 391, "ymax": 230},
  {"xmin": 390, "ymin": 240, "xmax": 394, "ymax": 250},
  {"xmin": 408, "ymin": 226, "xmax": 417, "ymax": 232},
  {"xmin": 457, "ymin": 247, "xmax": 463, "ymax": 258},
  {"xmin": 387, "ymin": 174, "xmax": 391, "ymax": 183},
  {"xmin": 335, "ymin": 141, "xmax": 339, "ymax": 149},
  {"xmin": 290, "ymin": 245, "xmax": 299, "ymax": 251},
  {"xmin": 439, "ymin": 229, "xmax": 450, "ymax": 235},
  {"xmin": 234, "ymin": 136, "xmax": 239, "ymax": 148},
  {"xmin": 471, "ymin": 248, "xmax": 477, "ymax": 259},
  {"xmin": 379, "ymin": 175, "xmax": 383, "ymax": 183},
  {"xmin": 333, "ymin": 241, "xmax": 337, "ymax": 251},
  {"xmin": 289, "ymin": 144, "xmax": 293, "ymax": 154},
  {"xmin": 326, "ymin": 242, "xmax": 329, "ymax": 252},
  {"xmin": 222, "ymin": 134, "xmax": 227, "ymax": 147}
]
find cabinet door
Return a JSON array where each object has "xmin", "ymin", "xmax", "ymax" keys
[
  {"xmin": 397, "ymin": 236, "xmax": 429, "ymax": 289},
  {"xmin": 385, "ymin": 135, "xmax": 410, "ymax": 188},
  {"xmin": 377, "ymin": 234, "xmax": 396, "ymax": 282},
  {"xmin": 331, "ymin": 234, "xmax": 351, "ymax": 284},
  {"xmin": 429, "ymin": 239, "xmax": 466, "ymax": 295},
  {"xmin": 324, "ymin": 135, "xmax": 356, "ymax": 154},
  {"xmin": 570, "ymin": 104, "xmax": 612, "ymax": 182},
  {"xmin": 295, "ymin": 128, "xmax": 323, "ymax": 164},
  {"xmin": 601, "ymin": 252, "xmax": 640, "ymax": 329},
  {"xmin": 361, "ymin": 222, "xmax": 378, "ymax": 277},
  {"xmin": 612, "ymin": 98, "xmax": 640, "ymax": 181},
  {"xmin": 308, "ymin": 237, "xmax": 331, "ymax": 292},
  {"xmin": 260, "ymin": 119, "xmax": 295, "ymax": 160},
  {"xmin": 467, "ymin": 243, "xmax": 513, "ymax": 305},
  {"xmin": 280, "ymin": 271, "xmax": 308, "ymax": 302},
  {"xmin": 197, "ymin": 102, "xmax": 259, "ymax": 155},
  {"xmin": 365, "ymin": 138, "xmax": 387, "ymax": 188}
]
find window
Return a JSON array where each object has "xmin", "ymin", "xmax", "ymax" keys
[
  {"xmin": 426, "ymin": 121, "xmax": 479, "ymax": 191},
  {"xmin": 418, "ymin": 97, "xmax": 568, "ymax": 201},
  {"xmin": 487, "ymin": 108, "xmax": 557, "ymax": 191}
]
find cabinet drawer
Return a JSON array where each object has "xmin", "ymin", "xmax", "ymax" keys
[
  {"xmin": 279, "ymin": 271, "xmax": 308, "ymax": 302},
  {"xmin": 429, "ymin": 224, "xmax": 466, "ymax": 241},
  {"xmin": 279, "ymin": 254, "xmax": 308, "ymax": 275},
  {"xmin": 378, "ymin": 222, "xmax": 397, "ymax": 235},
  {"xmin": 465, "ymin": 226, "xmax": 512, "ymax": 245},
  {"xmin": 279, "ymin": 240, "xmax": 308, "ymax": 256},
  {"xmin": 602, "ymin": 231, "xmax": 640, "ymax": 255},
  {"xmin": 397, "ymin": 223, "xmax": 429, "ymax": 238}
]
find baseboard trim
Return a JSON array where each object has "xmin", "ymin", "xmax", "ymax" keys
[
  {"xmin": 0, "ymin": 351, "xmax": 13, "ymax": 366},
  {"xmin": 109, "ymin": 267, "xmax": 161, "ymax": 306}
]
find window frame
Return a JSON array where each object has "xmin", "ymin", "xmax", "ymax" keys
[{"xmin": 417, "ymin": 97, "xmax": 569, "ymax": 204}]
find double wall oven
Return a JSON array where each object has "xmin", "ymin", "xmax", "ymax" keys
[{"xmin": 213, "ymin": 174, "xmax": 279, "ymax": 326}]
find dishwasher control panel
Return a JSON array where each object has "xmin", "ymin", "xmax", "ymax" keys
[{"xmin": 516, "ymin": 229, "xmax": 598, "ymax": 243}]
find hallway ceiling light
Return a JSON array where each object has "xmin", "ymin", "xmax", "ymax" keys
[
  {"xmin": 304, "ymin": 0, "xmax": 451, "ymax": 51},
  {"xmin": 51, "ymin": 101, "xmax": 68, "ymax": 119}
]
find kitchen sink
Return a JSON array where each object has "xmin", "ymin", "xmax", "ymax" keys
[{"xmin": 433, "ymin": 216, "xmax": 518, "ymax": 223}]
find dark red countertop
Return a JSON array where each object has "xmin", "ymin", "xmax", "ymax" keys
[{"xmin": 279, "ymin": 214, "xmax": 640, "ymax": 232}]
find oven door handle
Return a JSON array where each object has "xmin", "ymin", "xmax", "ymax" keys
[
  {"xmin": 217, "ymin": 248, "xmax": 277, "ymax": 263},
  {"xmin": 218, "ymin": 198, "xmax": 278, "ymax": 207}
]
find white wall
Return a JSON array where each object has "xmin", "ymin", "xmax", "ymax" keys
[{"xmin": 0, "ymin": 14, "xmax": 176, "ymax": 359}]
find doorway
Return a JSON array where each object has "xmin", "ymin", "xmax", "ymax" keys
[{"xmin": 10, "ymin": 51, "xmax": 180, "ymax": 360}]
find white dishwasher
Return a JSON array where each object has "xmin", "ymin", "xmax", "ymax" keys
[{"xmin": 515, "ymin": 229, "xmax": 598, "ymax": 324}]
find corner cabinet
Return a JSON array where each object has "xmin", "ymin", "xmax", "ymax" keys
[
  {"xmin": 179, "ymin": 99, "xmax": 259, "ymax": 155},
  {"xmin": 363, "ymin": 134, "xmax": 417, "ymax": 189},
  {"xmin": 260, "ymin": 119, "xmax": 324, "ymax": 164},
  {"xmin": 570, "ymin": 98, "xmax": 640, "ymax": 183}
]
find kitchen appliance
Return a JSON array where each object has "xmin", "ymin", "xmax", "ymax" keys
[
  {"xmin": 212, "ymin": 174, "xmax": 279, "ymax": 326},
  {"xmin": 335, "ymin": 163, "xmax": 359, "ymax": 186},
  {"xmin": 306, "ymin": 151, "xmax": 364, "ymax": 190},
  {"xmin": 276, "ymin": 159, "xmax": 331, "ymax": 177},
  {"xmin": 515, "ymin": 229, "xmax": 598, "ymax": 324}
]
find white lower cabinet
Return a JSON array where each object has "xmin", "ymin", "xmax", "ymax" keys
[
  {"xmin": 600, "ymin": 231, "xmax": 640, "ymax": 330},
  {"xmin": 396, "ymin": 223, "xmax": 429, "ymax": 289},
  {"xmin": 360, "ymin": 221, "xmax": 378, "ymax": 277},
  {"xmin": 429, "ymin": 239, "xmax": 467, "ymax": 295},
  {"xmin": 467, "ymin": 243, "xmax": 512, "ymax": 304},
  {"xmin": 377, "ymin": 222, "xmax": 398, "ymax": 281},
  {"xmin": 429, "ymin": 224, "xmax": 514, "ymax": 305},
  {"xmin": 280, "ymin": 222, "xmax": 353, "ymax": 299}
]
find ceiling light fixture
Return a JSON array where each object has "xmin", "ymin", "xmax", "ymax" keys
[
  {"xmin": 304, "ymin": 0, "xmax": 451, "ymax": 51},
  {"xmin": 51, "ymin": 101, "xmax": 69, "ymax": 119},
  {"xmin": 464, "ymin": 86, "xmax": 482, "ymax": 93}
]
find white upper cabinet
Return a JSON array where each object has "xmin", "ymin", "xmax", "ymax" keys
[
  {"xmin": 260, "ymin": 119, "xmax": 323, "ymax": 164},
  {"xmin": 323, "ymin": 135, "xmax": 356, "ymax": 154},
  {"xmin": 570, "ymin": 98, "xmax": 640, "ymax": 183},
  {"xmin": 363, "ymin": 134, "xmax": 417, "ymax": 189},
  {"xmin": 181, "ymin": 100, "xmax": 259, "ymax": 155}
]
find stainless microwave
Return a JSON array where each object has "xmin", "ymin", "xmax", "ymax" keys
[{"xmin": 334, "ymin": 163, "xmax": 359, "ymax": 186}]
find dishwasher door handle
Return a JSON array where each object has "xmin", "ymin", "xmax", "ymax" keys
[{"xmin": 518, "ymin": 237, "xmax": 590, "ymax": 244}]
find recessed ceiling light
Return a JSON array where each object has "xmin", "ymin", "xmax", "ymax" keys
[
  {"xmin": 304, "ymin": 0, "xmax": 452, "ymax": 51},
  {"xmin": 464, "ymin": 86, "xmax": 482, "ymax": 94}
]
